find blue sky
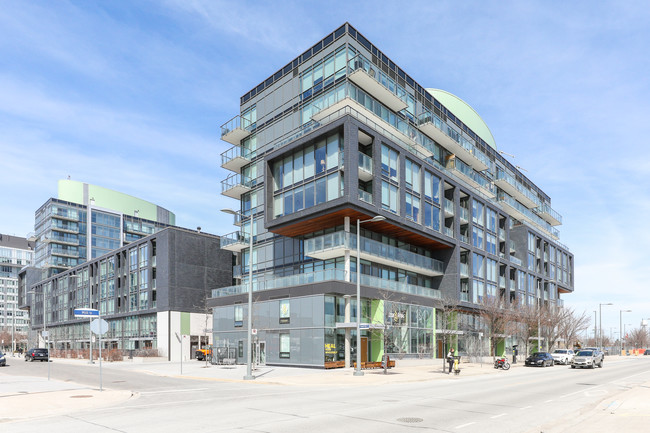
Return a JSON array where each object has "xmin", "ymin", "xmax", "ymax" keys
[{"xmin": 1, "ymin": 1, "xmax": 649, "ymax": 336}]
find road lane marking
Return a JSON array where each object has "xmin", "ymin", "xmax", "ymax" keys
[
  {"xmin": 520, "ymin": 405, "xmax": 532, "ymax": 410},
  {"xmin": 545, "ymin": 399, "xmax": 553, "ymax": 403},
  {"xmin": 455, "ymin": 422, "xmax": 476, "ymax": 429},
  {"xmin": 491, "ymin": 413, "xmax": 507, "ymax": 419}
]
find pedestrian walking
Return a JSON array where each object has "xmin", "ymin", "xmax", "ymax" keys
[{"xmin": 446, "ymin": 348, "xmax": 455, "ymax": 374}]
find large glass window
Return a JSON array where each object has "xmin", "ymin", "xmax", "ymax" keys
[
  {"xmin": 405, "ymin": 159, "xmax": 421, "ymax": 193},
  {"xmin": 424, "ymin": 171, "xmax": 440, "ymax": 204},
  {"xmin": 405, "ymin": 193, "xmax": 420, "ymax": 222},
  {"xmin": 472, "ymin": 226, "xmax": 484, "ymax": 249},
  {"xmin": 381, "ymin": 181, "xmax": 399, "ymax": 214},
  {"xmin": 486, "ymin": 233, "xmax": 497, "ymax": 255},
  {"xmin": 381, "ymin": 145, "xmax": 399, "ymax": 181},
  {"xmin": 472, "ymin": 200, "xmax": 485, "ymax": 227},
  {"xmin": 473, "ymin": 253, "xmax": 485, "ymax": 279},
  {"xmin": 280, "ymin": 333, "xmax": 290, "ymax": 358}
]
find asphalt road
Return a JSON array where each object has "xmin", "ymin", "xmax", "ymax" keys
[{"xmin": 4, "ymin": 356, "xmax": 650, "ymax": 432}]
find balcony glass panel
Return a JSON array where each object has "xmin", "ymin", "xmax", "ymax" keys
[
  {"xmin": 220, "ymin": 231, "xmax": 249, "ymax": 248},
  {"xmin": 444, "ymin": 198, "xmax": 454, "ymax": 215},
  {"xmin": 220, "ymin": 114, "xmax": 253, "ymax": 138},
  {"xmin": 358, "ymin": 190, "xmax": 373, "ymax": 204},
  {"xmin": 348, "ymin": 54, "xmax": 408, "ymax": 110},
  {"xmin": 497, "ymin": 191, "xmax": 559, "ymax": 239},
  {"xmin": 495, "ymin": 167, "xmax": 541, "ymax": 208},
  {"xmin": 358, "ymin": 152, "xmax": 373, "ymax": 174}
]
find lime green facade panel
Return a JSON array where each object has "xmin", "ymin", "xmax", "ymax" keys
[{"xmin": 181, "ymin": 312, "xmax": 190, "ymax": 335}]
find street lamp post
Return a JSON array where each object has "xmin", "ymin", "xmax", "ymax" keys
[
  {"xmin": 354, "ymin": 215, "xmax": 385, "ymax": 377},
  {"xmin": 28, "ymin": 288, "xmax": 50, "ymax": 381},
  {"xmin": 599, "ymin": 303, "xmax": 613, "ymax": 351},
  {"xmin": 222, "ymin": 208, "xmax": 255, "ymax": 380},
  {"xmin": 593, "ymin": 311, "xmax": 597, "ymax": 346},
  {"xmin": 620, "ymin": 309, "xmax": 631, "ymax": 355}
]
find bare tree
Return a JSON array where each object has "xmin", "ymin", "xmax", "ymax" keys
[
  {"xmin": 556, "ymin": 308, "xmax": 591, "ymax": 350},
  {"xmin": 628, "ymin": 327, "xmax": 649, "ymax": 349},
  {"xmin": 435, "ymin": 293, "xmax": 461, "ymax": 372},
  {"xmin": 510, "ymin": 304, "xmax": 538, "ymax": 357},
  {"xmin": 368, "ymin": 289, "xmax": 410, "ymax": 375},
  {"xmin": 478, "ymin": 294, "xmax": 512, "ymax": 361}
]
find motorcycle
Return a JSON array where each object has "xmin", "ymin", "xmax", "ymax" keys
[{"xmin": 494, "ymin": 357, "xmax": 511, "ymax": 370}]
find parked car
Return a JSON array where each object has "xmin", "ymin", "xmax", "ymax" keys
[
  {"xmin": 24, "ymin": 348, "xmax": 49, "ymax": 362},
  {"xmin": 0, "ymin": 351, "xmax": 6, "ymax": 366},
  {"xmin": 644, "ymin": 349, "xmax": 650, "ymax": 356},
  {"xmin": 525, "ymin": 352, "xmax": 554, "ymax": 367},
  {"xmin": 571, "ymin": 349, "xmax": 603, "ymax": 369},
  {"xmin": 551, "ymin": 349, "xmax": 575, "ymax": 365}
]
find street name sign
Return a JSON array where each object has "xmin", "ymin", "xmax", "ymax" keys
[{"xmin": 74, "ymin": 308, "xmax": 99, "ymax": 318}]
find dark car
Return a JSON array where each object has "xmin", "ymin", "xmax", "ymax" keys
[
  {"xmin": 0, "ymin": 350, "xmax": 6, "ymax": 366},
  {"xmin": 24, "ymin": 348, "xmax": 49, "ymax": 362},
  {"xmin": 644, "ymin": 349, "xmax": 650, "ymax": 356},
  {"xmin": 525, "ymin": 352, "xmax": 554, "ymax": 367}
]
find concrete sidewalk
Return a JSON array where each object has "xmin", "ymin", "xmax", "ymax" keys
[{"xmin": 2, "ymin": 354, "xmax": 649, "ymax": 431}]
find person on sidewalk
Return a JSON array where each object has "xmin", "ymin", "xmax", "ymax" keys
[{"xmin": 446, "ymin": 348, "xmax": 455, "ymax": 374}]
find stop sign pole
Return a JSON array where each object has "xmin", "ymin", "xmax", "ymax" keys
[{"xmin": 74, "ymin": 308, "xmax": 103, "ymax": 391}]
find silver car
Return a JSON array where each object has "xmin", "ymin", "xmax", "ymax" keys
[{"xmin": 571, "ymin": 350, "xmax": 603, "ymax": 369}]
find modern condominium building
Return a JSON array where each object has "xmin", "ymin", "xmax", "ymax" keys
[
  {"xmin": 0, "ymin": 234, "xmax": 34, "ymax": 350},
  {"xmin": 34, "ymin": 180, "xmax": 175, "ymax": 279},
  {"xmin": 210, "ymin": 23, "xmax": 574, "ymax": 368},
  {"xmin": 19, "ymin": 227, "xmax": 233, "ymax": 360}
]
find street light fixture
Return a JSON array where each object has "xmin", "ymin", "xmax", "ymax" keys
[
  {"xmin": 222, "ymin": 208, "xmax": 255, "ymax": 380},
  {"xmin": 599, "ymin": 303, "xmax": 613, "ymax": 351},
  {"xmin": 620, "ymin": 309, "xmax": 631, "ymax": 355},
  {"xmin": 354, "ymin": 215, "xmax": 386, "ymax": 377}
]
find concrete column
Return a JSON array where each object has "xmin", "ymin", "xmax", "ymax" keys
[{"xmin": 344, "ymin": 295, "xmax": 351, "ymax": 368}]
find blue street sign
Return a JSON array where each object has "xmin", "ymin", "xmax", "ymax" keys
[
  {"xmin": 74, "ymin": 308, "xmax": 99, "ymax": 317},
  {"xmin": 359, "ymin": 323, "xmax": 370, "ymax": 329}
]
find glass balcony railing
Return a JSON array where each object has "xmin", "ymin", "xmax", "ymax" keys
[
  {"xmin": 443, "ymin": 226, "xmax": 454, "ymax": 238},
  {"xmin": 460, "ymin": 234, "xmax": 469, "ymax": 244},
  {"xmin": 534, "ymin": 203, "xmax": 563, "ymax": 226},
  {"xmin": 210, "ymin": 269, "xmax": 441, "ymax": 299},
  {"xmin": 358, "ymin": 190, "xmax": 373, "ymax": 204},
  {"xmin": 495, "ymin": 167, "xmax": 541, "ymax": 208},
  {"xmin": 497, "ymin": 191, "xmax": 560, "ymax": 239},
  {"xmin": 348, "ymin": 54, "xmax": 408, "ymax": 111},
  {"xmin": 498, "ymin": 229, "xmax": 506, "ymax": 241},
  {"xmin": 220, "ymin": 231, "xmax": 249, "ymax": 251},
  {"xmin": 459, "ymin": 207, "xmax": 469, "ymax": 223},
  {"xmin": 510, "ymin": 256, "xmax": 523, "ymax": 266},
  {"xmin": 304, "ymin": 231, "xmax": 444, "ymax": 275},
  {"xmin": 417, "ymin": 110, "xmax": 491, "ymax": 170},
  {"xmin": 444, "ymin": 198, "xmax": 454, "ymax": 215},
  {"xmin": 358, "ymin": 152, "xmax": 373, "ymax": 175},
  {"xmin": 460, "ymin": 262, "xmax": 469, "ymax": 278},
  {"xmin": 221, "ymin": 173, "xmax": 253, "ymax": 198},
  {"xmin": 447, "ymin": 158, "xmax": 494, "ymax": 196},
  {"xmin": 499, "ymin": 276, "xmax": 506, "ymax": 288}
]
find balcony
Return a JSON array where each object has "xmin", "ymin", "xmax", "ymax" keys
[
  {"xmin": 51, "ymin": 211, "xmax": 78, "ymax": 223},
  {"xmin": 496, "ymin": 192, "xmax": 560, "ymax": 239},
  {"xmin": 42, "ymin": 233, "xmax": 79, "ymax": 246},
  {"xmin": 211, "ymin": 268, "xmax": 441, "ymax": 300},
  {"xmin": 221, "ymin": 145, "xmax": 252, "ymax": 174},
  {"xmin": 220, "ymin": 231, "xmax": 249, "ymax": 252},
  {"xmin": 347, "ymin": 54, "xmax": 408, "ymax": 113},
  {"xmin": 534, "ymin": 203, "xmax": 563, "ymax": 226},
  {"xmin": 494, "ymin": 168, "xmax": 541, "ymax": 209},
  {"xmin": 358, "ymin": 153, "xmax": 373, "ymax": 182},
  {"xmin": 460, "ymin": 234, "xmax": 469, "ymax": 244},
  {"xmin": 50, "ymin": 247, "xmax": 79, "ymax": 259},
  {"xmin": 443, "ymin": 199, "xmax": 454, "ymax": 218},
  {"xmin": 510, "ymin": 256, "xmax": 523, "ymax": 266},
  {"xmin": 499, "ymin": 276, "xmax": 506, "ymax": 289},
  {"xmin": 443, "ymin": 226, "xmax": 454, "ymax": 238},
  {"xmin": 447, "ymin": 158, "xmax": 495, "ymax": 198},
  {"xmin": 459, "ymin": 207, "xmax": 469, "ymax": 224},
  {"xmin": 221, "ymin": 173, "xmax": 253, "ymax": 199},
  {"xmin": 460, "ymin": 262, "xmax": 469, "ymax": 278},
  {"xmin": 220, "ymin": 115, "xmax": 252, "ymax": 145},
  {"xmin": 304, "ymin": 231, "xmax": 444, "ymax": 277},
  {"xmin": 417, "ymin": 111, "xmax": 490, "ymax": 171},
  {"xmin": 358, "ymin": 190, "xmax": 373, "ymax": 204}
]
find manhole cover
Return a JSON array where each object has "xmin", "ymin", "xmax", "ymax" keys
[
  {"xmin": 70, "ymin": 395, "xmax": 93, "ymax": 399},
  {"xmin": 397, "ymin": 417, "xmax": 423, "ymax": 424}
]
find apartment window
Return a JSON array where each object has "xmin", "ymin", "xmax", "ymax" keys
[
  {"xmin": 381, "ymin": 145, "xmax": 399, "ymax": 181},
  {"xmin": 527, "ymin": 253, "xmax": 535, "ymax": 271},
  {"xmin": 472, "ymin": 226, "xmax": 484, "ymax": 249},
  {"xmin": 234, "ymin": 305, "xmax": 243, "ymax": 327},
  {"xmin": 486, "ymin": 233, "xmax": 496, "ymax": 255},
  {"xmin": 279, "ymin": 333, "xmax": 290, "ymax": 358},
  {"xmin": 472, "ymin": 200, "xmax": 485, "ymax": 227},
  {"xmin": 381, "ymin": 181, "xmax": 399, "ymax": 214},
  {"xmin": 472, "ymin": 253, "xmax": 485, "ymax": 279},
  {"xmin": 423, "ymin": 202, "xmax": 440, "ymax": 231},
  {"xmin": 279, "ymin": 299, "xmax": 290, "ymax": 324},
  {"xmin": 405, "ymin": 159, "xmax": 421, "ymax": 193},
  {"xmin": 486, "ymin": 208, "xmax": 497, "ymax": 233},
  {"xmin": 238, "ymin": 340, "xmax": 244, "ymax": 358},
  {"xmin": 405, "ymin": 193, "xmax": 420, "ymax": 222},
  {"xmin": 528, "ymin": 233, "xmax": 536, "ymax": 252},
  {"xmin": 486, "ymin": 259, "xmax": 497, "ymax": 283},
  {"xmin": 424, "ymin": 171, "xmax": 440, "ymax": 204}
]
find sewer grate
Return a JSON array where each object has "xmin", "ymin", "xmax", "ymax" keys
[
  {"xmin": 397, "ymin": 417, "xmax": 423, "ymax": 424},
  {"xmin": 70, "ymin": 395, "xmax": 93, "ymax": 399}
]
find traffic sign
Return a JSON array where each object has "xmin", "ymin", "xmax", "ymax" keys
[
  {"xmin": 252, "ymin": 329, "xmax": 257, "ymax": 335},
  {"xmin": 359, "ymin": 323, "xmax": 370, "ymax": 329},
  {"xmin": 74, "ymin": 308, "xmax": 99, "ymax": 318},
  {"xmin": 90, "ymin": 319, "xmax": 109, "ymax": 335}
]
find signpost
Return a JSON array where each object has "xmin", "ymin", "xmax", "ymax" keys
[{"xmin": 74, "ymin": 308, "xmax": 103, "ymax": 391}]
